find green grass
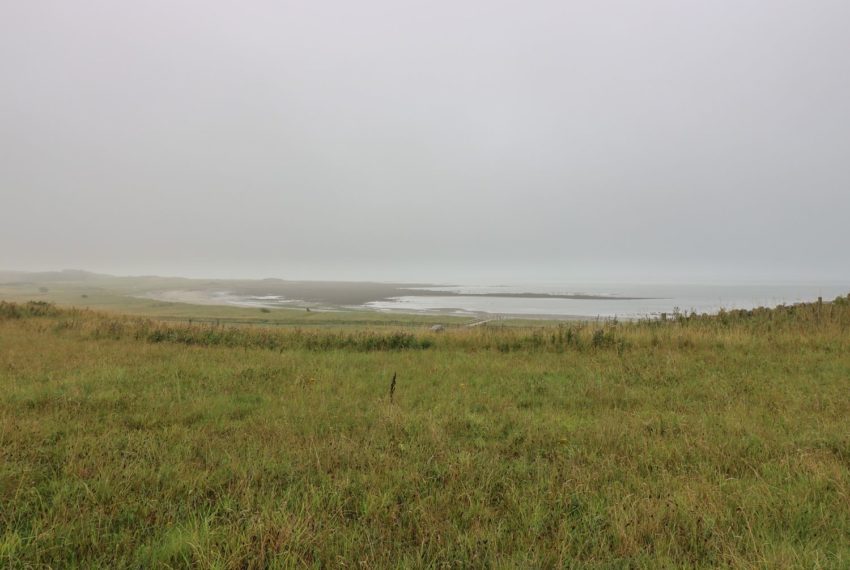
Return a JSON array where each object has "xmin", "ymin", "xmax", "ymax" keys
[{"xmin": 1, "ymin": 298, "xmax": 850, "ymax": 567}]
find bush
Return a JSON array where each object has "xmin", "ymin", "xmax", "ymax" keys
[{"xmin": 0, "ymin": 301, "xmax": 61, "ymax": 319}]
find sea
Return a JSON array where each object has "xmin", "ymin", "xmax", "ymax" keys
[{"xmin": 360, "ymin": 283, "xmax": 850, "ymax": 320}]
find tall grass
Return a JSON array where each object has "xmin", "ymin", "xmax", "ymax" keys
[{"xmin": 1, "ymin": 297, "xmax": 849, "ymax": 567}]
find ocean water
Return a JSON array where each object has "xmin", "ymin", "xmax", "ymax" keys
[{"xmin": 362, "ymin": 283, "xmax": 850, "ymax": 319}]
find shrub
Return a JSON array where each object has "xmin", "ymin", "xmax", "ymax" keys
[{"xmin": 0, "ymin": 301, "xmax": 61, "ymax": 319}]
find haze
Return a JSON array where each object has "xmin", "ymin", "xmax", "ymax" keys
[{"xmin": 2, "ymin": 1, "xmax": 849, "ymax": 283}]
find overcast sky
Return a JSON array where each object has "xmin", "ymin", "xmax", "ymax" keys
[{"xmin": 2, "ymin": 1, "xmax": 849, "ymax": 283}]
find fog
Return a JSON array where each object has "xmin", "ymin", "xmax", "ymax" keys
[{"xmin": 2, "ymin": 1, "xmax": 849, "ymax": 283}]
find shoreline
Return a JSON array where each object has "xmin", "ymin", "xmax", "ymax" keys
[{"xmin": 138, "ymin": 289, "xmax": 646, "ymax": 321}]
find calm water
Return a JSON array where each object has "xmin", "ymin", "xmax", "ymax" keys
[{"xmin": 362, "ymin": 283, "xmax": 850, "ymax": 319}]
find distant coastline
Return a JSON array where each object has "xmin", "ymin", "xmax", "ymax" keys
[{"xmin": 3, "ymin": 270, "xmax": 849, "ymax": 320}]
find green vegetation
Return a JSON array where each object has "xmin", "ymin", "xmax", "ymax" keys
[{"xmin": 2, "ymin": 297, "xmax": 850, "ymax": 567}]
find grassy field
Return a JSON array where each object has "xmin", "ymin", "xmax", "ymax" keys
[
  {"xmin": 0, "ymin": 278, "xmax": 472, "ymax": 329},
  {"xmin": 2, "ymin": 297, "xmax": 850, "ymax": 567}
]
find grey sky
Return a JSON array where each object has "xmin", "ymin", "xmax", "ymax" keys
[{"xmin": 2, "ymin": 0, "xmax": 849, "ymax": 283}]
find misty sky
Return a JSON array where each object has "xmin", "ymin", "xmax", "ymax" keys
[{"xmin": 2, "ymin": 1, "xmax": 849, "ymax": 283}]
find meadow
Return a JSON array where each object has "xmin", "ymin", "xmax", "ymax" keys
[{"xmin": 1, "ymin": 296, "xmax": 850, "ymax": 567}]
